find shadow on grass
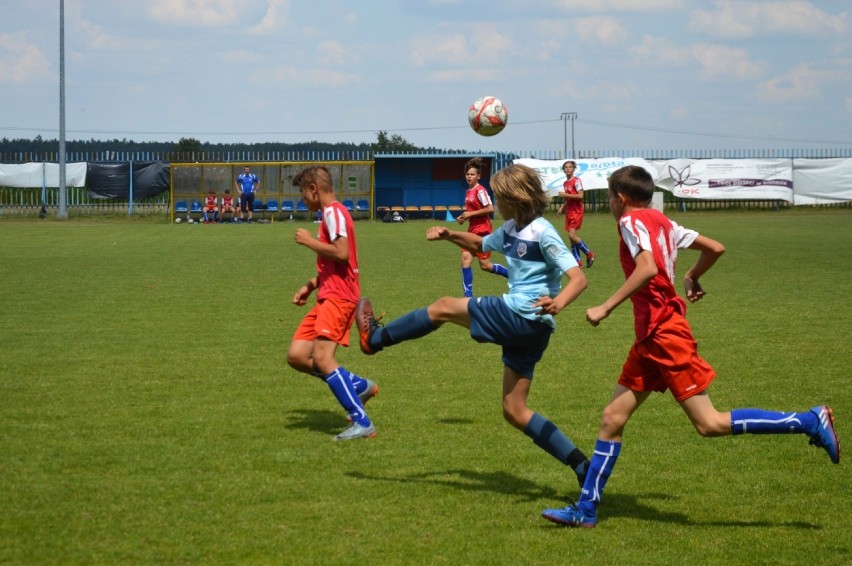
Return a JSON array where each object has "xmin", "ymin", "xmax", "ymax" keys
[
  {"xmin": 348, "ymin": 468, "xmax": 560, "ymax": 503},
  {"xmin": 284, "ymin": 409, "xmax": 345, "ymax": 434},
  {"xmin": 347, "ymin": 468, "xmax": 821, "ymax": 530}
]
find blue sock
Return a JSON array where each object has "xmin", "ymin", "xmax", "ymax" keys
[
  {"xmin": 462, "ymin": 267, "xmax": 473, "ymax": 297},
  {"xmin": 524, "ymin": 413, "xmax": 588, "ymax": 481},
  {"xmin": 730, "ymin": 408, "xmax": 816, "ymax": 435},
  {"xmin": 491, "ymin": 264, "xmax": 509, "ymax": 278},
  {"xmin": 325, "ymin": 367, "xmax": 370, "ymax": 427},
  {"xmin": 577, "ymin": 439, "xmax": 622, "ymax": 516},
  {"xmin": 213, "ymin": 211, "xmax": 219, "ymax": 221},
  {"xmin": 578, "ymin": 240, "xmax": 590, "ymax": 255},
  {"xmin": 348, "ymin": 370, "xmax": 368, "ymax": 395},
  {"xmin": 372, "ymin": 308, "xmax": 436, "ymax": 350},
  {"xmin": 570, "ymin": 244, "xmax": 581, "ymax": 264}
]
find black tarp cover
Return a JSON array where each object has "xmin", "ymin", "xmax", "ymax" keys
[{"xmin": 86, "ymin": 162, "xmax": 170, "ymax": 200}]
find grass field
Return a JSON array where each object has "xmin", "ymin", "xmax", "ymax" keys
[{"xmin": 1, "ymin": 209, "xmax": 849, "ymax": 564}]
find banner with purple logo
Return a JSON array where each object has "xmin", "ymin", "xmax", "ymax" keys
[{"xmin": 653, "ymin": 158, "xmax": 793, "ymax": 202}]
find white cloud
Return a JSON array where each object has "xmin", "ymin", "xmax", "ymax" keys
[
  {"xmin": 629, "ymin": 35, "xmax": 691, "ymax": 66},
  {"xmin": 691, "ymin": 43, "xmax": 766, "ymax": 79},
  {"xmin": 317, "ymin": 40, "xmax": 349, "ymax": 66},
  {"xmin": 759, "ymin": 63, "xmax": 851, "ymax": 101},
  {"xmin": 690, "ymin": 1, "xmax": 848, "ymax": 39},
  {"xmin": 408, "ymin": 29, "xmax": 513, "ymax": 67},
  {"xmin": 550, "ymin": 0, "xmax": 683, "ymax": 11},
  {"xmin": 250, "ymin": 0, "xmax": 290, "ymax": 35},
  {"xmin": 0, "ymin": 32, "xmax": 53, "ymax": 84},
  {"xmin": 272, "ymin": 65, "xmax": 358, "ymax": 88},
  {"xmin": 148, "ymin": 0, "xmax": 247, "ymax": 27},
  {"xmin": 573, "ymin": 16, "xmax": 629, "ymax": 46},
  {"xmin": 629, "ymin": 36, "xmax": 764, "ymax": 79}
]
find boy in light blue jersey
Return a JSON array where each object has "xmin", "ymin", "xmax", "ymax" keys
[{"xmin": 356, "ymin": 164, "xmax": 590, "ymax": 486}]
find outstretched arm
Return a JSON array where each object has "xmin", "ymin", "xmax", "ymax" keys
[
  {"xmin": 426, "ymin": 226, "xmax": 483, "ymax": 255},
  {"xmin": 683, "ymin": 235, "xmax": 725, "ymax": 302},
  {"xmin": 586, "ymin": 250, "xmax": 657, "ymax": 326}
]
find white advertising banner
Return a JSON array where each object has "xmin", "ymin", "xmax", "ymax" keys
[
  {"xmin": 0, "ymin": 162, "xmax": 87, "ymax": 188},
  {"xmin": 653, "ymin": 158, "xmax": 794, "ymax": 202},
  {"xmin": 792, "ymin": 158, "xmax": 852, "ymax": 205},
  {"xmin": 513, "ymin": 157, "xmax": 657, "ymax": 197}
]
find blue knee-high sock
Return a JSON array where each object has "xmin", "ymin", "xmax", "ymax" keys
[
  {"xmin": 577, "ymin": 439, "xmax": 622, "ymax": 516},
  {"xmin": 524, "ymin": 413, "xmax": 588, "ymax": 481},
  {"xmin": 730, "ymin": 408, "xmax": 817, "ymax": 435},
  {"xmin": 346, "ymin": 370, "xmax": 369, "ymax": 395},
  {"xmin": 213, "ymin": 210, "xmax": 219, "ymax": 221},
  {"xmin": 578, "ymin": 240, "xmax": 590, "ymax": 255},
  {"xmin": 570, "ymin": 244, "xmax": 582, "ymax": 264},
  {"xmin": 462, "ymin": 267, "xmax": 473, "ymax": 297},
  {"xmin": 490, "ymin": 264, "xmax": 509, "ymax": 278},
  {"xmin": 325, "ymin": 367, "xmax": 370, "ymax": 427},
  {"xmin": 371, "ymin": 308, "xmax": 437, "ymax": 351}
]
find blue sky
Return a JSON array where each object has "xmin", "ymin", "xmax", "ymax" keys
[{"xmin": 0, "ymin": 0, "xmax": 849, "ymax": 153}]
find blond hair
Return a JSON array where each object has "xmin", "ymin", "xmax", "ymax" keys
[{"xmin": 490, "ymin": 164, "xmax": 550, "ymax": 226}]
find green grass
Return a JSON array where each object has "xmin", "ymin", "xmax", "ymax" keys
[{"xmin": 1, "ymin": 209, "xmax": 850, "ymax": 564}]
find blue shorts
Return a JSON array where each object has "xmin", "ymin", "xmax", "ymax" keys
[{"xmin": 467, "ymin": 296, "xmax": 553, "ymax": 379}]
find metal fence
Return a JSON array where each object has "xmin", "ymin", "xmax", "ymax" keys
[{"xmin": 2, "ymin": 147, "xmax": 851, "ymax": 218}]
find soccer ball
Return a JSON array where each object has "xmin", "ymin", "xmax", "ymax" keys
[
  {"xmin": 175, "ymin": 217, "xmax": 182, "ymax": 224},
  {"xmin": 187, "ymin": 218, "xmax": 195, "ymax": 224},
  {"xmin": 468, "ymin": 96, "xmax": 508, "ymax": 136}
]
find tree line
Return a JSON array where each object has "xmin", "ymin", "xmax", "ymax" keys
[{"xmin": 0, "ymin": 131, "xmax": 435, "ymax": 158}]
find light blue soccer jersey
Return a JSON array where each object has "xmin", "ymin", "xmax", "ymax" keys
[{"xmin": 481, "ymin": 217, "xmax": 577, "ymax": 329}]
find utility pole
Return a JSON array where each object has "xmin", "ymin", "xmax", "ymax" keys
[
  {"xmin": 560, "ymin": 112, "xmax": 577, "ymax": 159},
  {"xmin": 58, "ymin": 0, "xmax": 67, "ymax": 219}
]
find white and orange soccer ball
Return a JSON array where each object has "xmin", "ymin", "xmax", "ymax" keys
[{"xmin": 468, "ymin": 96, "xmax": 508, "ymax": 136}]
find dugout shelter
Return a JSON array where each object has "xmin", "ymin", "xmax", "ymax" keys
[
  {"xmin": 169, "ymin": 161, "xmax": 374, "ymax": 222},
  {"xmin": 373, "ymin": 153, "xmax": 496, "ymax": 219}
]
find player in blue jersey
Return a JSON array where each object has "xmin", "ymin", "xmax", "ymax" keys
[
  {"xmin": 235, "ymin": 165, "xmax": 259, "ymax": 223},
  {"xmin": 355, "ymin": 163, "xmax": 590, "ymax": 485}
]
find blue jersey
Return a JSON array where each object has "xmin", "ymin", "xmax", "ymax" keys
[
  {"xmin": 237, "ymin": 173, "xmax": 258, "ymax": 194},
  {"xmin": 482, "ymin": 217, "xmax": 576, "ymax": 328}
]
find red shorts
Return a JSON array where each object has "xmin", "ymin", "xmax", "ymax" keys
[
  {"xmin": 618, "ymin": 311, "xmax": 716, "ymax": 401},
  {"xmin": 465, "ymin": 228, "xmax": 492, "ymax": 261},
  {"xmin": 292, "ymin": 298, "xmax": 356, "ymax": 347},
  {"xmin": 464, "ymin": 250, "xmax": 492, "ymax": 261},
  {"xmin": 564, "ymin": 210, "xmax": 584, "ymax": 230}
]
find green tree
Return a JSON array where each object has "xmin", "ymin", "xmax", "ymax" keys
[
  {"xmin": 372, "ymin": 131, "xmax": 417, "ymax": 153},
  {"xmin": 173, "ymin": 137, "xmax": 203, "ymax": 161}
]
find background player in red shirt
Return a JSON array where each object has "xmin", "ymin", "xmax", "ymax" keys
[
  {"xmin": 555, "ymin": 160, "xmax": 595, "ymax": 268},
  {"xmin": 287, "ymin": 165, "xmax": 379, "ymax": 441},
  {"xmin": 457, "ymin": 158, "xmax": 508, "ymax": 297},
  {"xmin": 220, "ymin": 189, "xmax": 236, "ymax": 223},
  {"xmin": 202, "ymin": 189, "xmax": 219, "ymax": 224},
  {"xmin": 543, "ymin": 165, "xmax": 839, "ymax": 528}
]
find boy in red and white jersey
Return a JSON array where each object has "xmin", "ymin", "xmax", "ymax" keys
[
  {"xmin": 287, "ymin": 165, "xmax": 378, "ymax": 441},
  {"xmin": 457, "ymin": 158, "xmax": 507, "ymax": 297},
  {"xmin": 202, "ymin": 190, "xmax": 219, "ymax": 224},
  {"xmin": 555, "ymin": 161, "xmax": 595, "ymax": 268},
  {"xmin": 543, "ymin": 164, "xmax": 840, "ymax": 529}
]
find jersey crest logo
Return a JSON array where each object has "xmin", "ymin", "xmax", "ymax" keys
[{"xmin": 517, "ymin": 242, "xmax": 527, "ymax": 257}]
